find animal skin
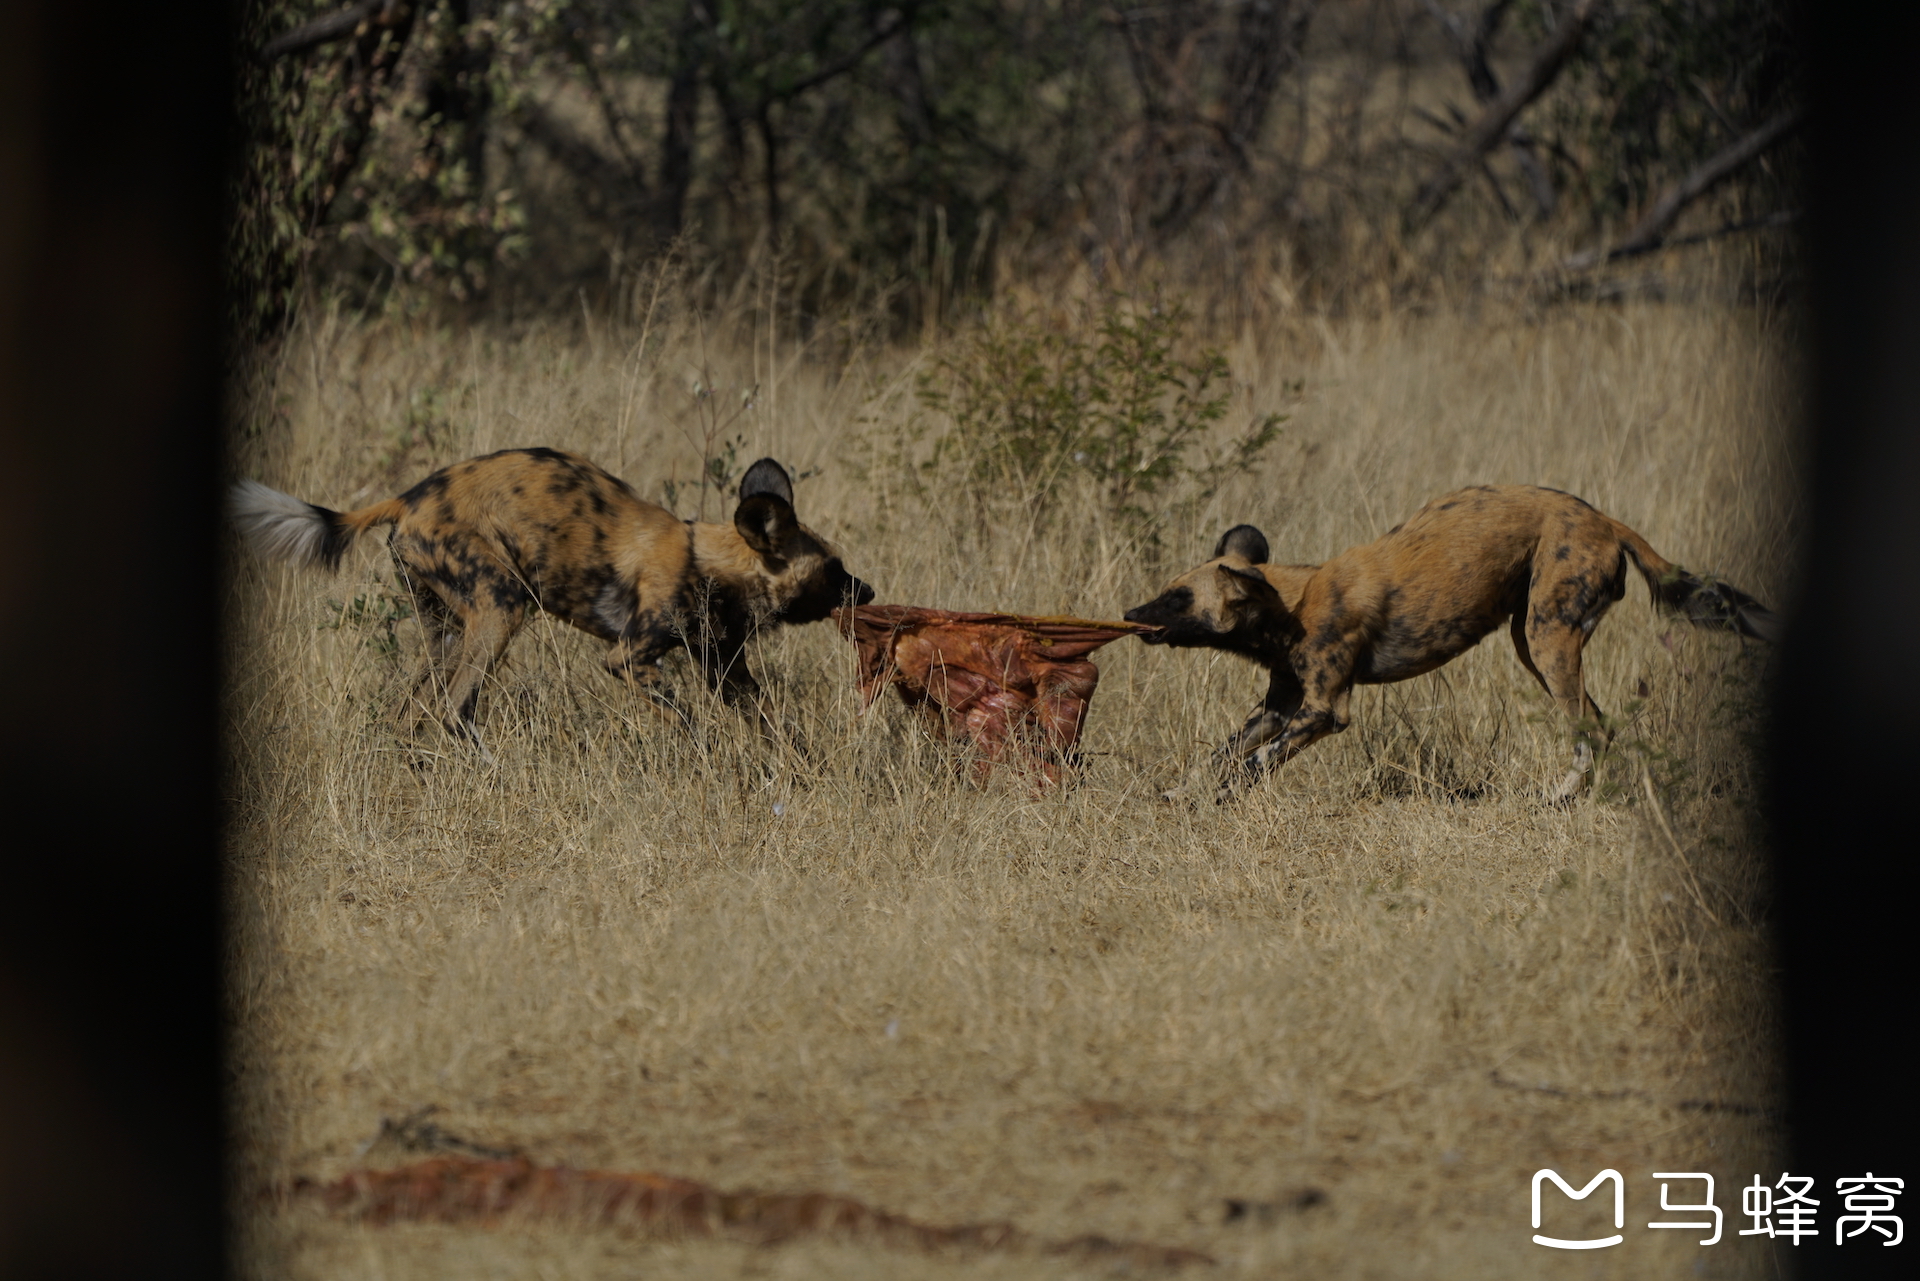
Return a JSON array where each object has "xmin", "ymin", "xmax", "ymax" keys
[
  {"xmin": 1123, "ymin": 484, "xmax": 1777, "ymax": 803},
  {"xmin": 836, "ymin": 606, "xmax": 1150, "ymax": 790},
  {"xmin": 233, "ymin": 448, "xmax": 872, "ymax": 753}
]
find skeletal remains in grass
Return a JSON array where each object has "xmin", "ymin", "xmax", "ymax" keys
[
  {"xmin": 834, "ymin": 605, "xmax": 1154, "ymax": 791},
  {"xmin": 291, "ymin": 1152, "xmax": 1212, "ymax": 1268}
]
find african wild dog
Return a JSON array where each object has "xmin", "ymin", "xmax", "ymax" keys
[
  {"xmin": 1123, "ymin": 485, "xmax": 1777, "ymax": 803},
  {"xmin": 232, "ymin": 448, "xmax": 873, "ymax": 752}
]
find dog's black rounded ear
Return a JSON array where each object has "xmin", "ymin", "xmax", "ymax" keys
[
  {"xmin": 735, "ymin": 493, "xmax": 799, "ymax": 557},
  {"xmin": 1213, "ymin": 524, "xmax": 1269, "ymax": 564},
  {"xmin": 738, "ymin": 457, "xmax": 795, "ymax": 507}
]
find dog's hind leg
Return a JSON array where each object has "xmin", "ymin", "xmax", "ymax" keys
[
  {"xmin": 1514, "ymin": 613, "xmax": 1610, "ymax": 804},
  {"xmin": 393, "ymin": 576, "xmax": 461, "ymax": 739},
  {"xmin": 436, "ymin": 600, "xmax": 528, "ymax": 764}
]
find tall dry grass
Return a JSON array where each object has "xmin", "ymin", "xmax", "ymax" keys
[{"xmin": 228, "ymin": 267, "xmax": 1798, "ymax": 1278}]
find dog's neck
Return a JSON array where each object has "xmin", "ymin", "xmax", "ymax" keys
[
  {"xmin": 1223, "ymin": 598, "xmax": 1305, "ymax": 667},
  {"xmin": 1242, "ymin": 565, "xmax": 1314, "ymax": 664}
]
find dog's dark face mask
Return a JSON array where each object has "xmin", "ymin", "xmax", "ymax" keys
[{"xmin": 1126, "ymin": 524, "xmax": 1279, "ymax": 652}]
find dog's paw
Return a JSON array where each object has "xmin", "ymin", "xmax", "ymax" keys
[
  {"xmin": 1544, "ymin": 769, "xmax": 1589, "ymax": 807},
  {"xmin": 1158, "ymin": 778, "xmax": 1209, "ymax": 805}
]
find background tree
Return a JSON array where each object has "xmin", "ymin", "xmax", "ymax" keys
[{"xmin": 229, "ymin": 0, "xmax": 1803, "ymax": 338}]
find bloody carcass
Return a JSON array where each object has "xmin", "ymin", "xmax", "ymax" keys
[{"xmin": 834, "ymin": 605, "xmax": 1152, "ymax": 789}]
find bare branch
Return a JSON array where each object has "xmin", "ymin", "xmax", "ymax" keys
[
  {"xmin": 1626, "ymin": 209, "xmax": 1798, "ymax": 258},
  {"xmin": 261, "ymin": 0, "xmax": 403, "ymax": 61},
  {"xmin": 755, "ymin": 10, "xmax": 909, "ymax": 109},
  {"xmin": 1406, "ymin": 0, "xmax": 1600, "ymax": 230},
  {"xmin": 1421, "ymin": 1, "xmax": 1552, "ymax": 216},
  {"xmin": 514, "ymin": 102, "xmax": 644, "ymax": 209},
  {"xmin": 1560, "ymin": 110, "xmax": 1805, "ymax": 271}
]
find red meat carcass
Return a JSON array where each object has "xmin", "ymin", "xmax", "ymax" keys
[{"xmin": 834, "ymin": 605, "xmax": 1151, "ymax": 790}]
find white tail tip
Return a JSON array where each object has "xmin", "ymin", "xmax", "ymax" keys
[{"xmin": 231, "ymin": 479, "xmax": 331, "ymax": 568}]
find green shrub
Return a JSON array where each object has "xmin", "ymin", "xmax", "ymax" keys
[{"xmin": 918, "ymin": 297, "xmax": 1283, "ymax": 525}]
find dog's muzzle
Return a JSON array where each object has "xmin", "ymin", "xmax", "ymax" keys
[{"xmin": 1122, "ymin": 605, "xmax": 1168, "ymax": 643}]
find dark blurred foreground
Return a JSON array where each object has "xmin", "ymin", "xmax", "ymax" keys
[
  {"xmin": 0, "ymin": 3, "xmax": 1912, "ymax": 1278},
  {"xmin": 1769, "ymin": 4, "xmax": 1920, "ymax": 1276},
  {"xmin": 0, "ymin": 3, "xmax": 225, "ymax": 1277}
]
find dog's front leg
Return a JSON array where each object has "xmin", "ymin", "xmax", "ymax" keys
[
  {"xmin": 1217, "ymin": 702, "xmax": 1349, "ymax": 803},
  {"xmin": 605, "ymin": 633, "xmax": 692, "ymax": 732},
  {"xmin": 1163, "ymin": 671, "xmax": 1302, "ymax": 802},
  {"xmin": 1212, "ymin": 665, "xmax": 1348, "ymax": 803},
  {"xmin": 698, "ymin": 642, "xmax": 786, "ymax": 745},
  {"xmin": 1197, "ymin": 707, "xmax": 1292, "ymax": 799}
]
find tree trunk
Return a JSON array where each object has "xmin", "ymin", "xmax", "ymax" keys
[
  {"xmin": 423, "ymin": 0, "xmax": 492, "ymax": 195},
  {"xmin": 1221, "ymin": 0, "xmax": 1315, "ymax": 154},
  {"xmin": 655, "ymin": 0, "xmax": 705, "ymax": 242},
  {"xmin": 879, "ymin": 9, "xmax": 935, "ymax": 152},
  {"xmin": 516, "ymin": 101, "xmax": 637, "ymax": 217},
  {"xmin": 756, "ymin": 103, "xmax": 781, "ymax": 242}
]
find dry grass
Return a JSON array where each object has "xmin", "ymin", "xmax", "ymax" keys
[{"xmin": 228, "ymin": 269, "xmax": 1798, "ymax": 1278}]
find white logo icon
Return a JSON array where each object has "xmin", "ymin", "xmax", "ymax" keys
[{"xmin": 1532, "ymin": 1169, "xmax": 1625, "ymax": 1249}]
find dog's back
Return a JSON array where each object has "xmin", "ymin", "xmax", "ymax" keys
[
  {"xmin": 383, "ymin": 447, "xmax": 691, "ymax": 639},
  {"xmin": 1294, "ymin": 485, "xmax": 1624, "ymax": 683}
]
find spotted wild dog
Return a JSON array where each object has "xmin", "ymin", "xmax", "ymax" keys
[
  {"xmin": 232, "ymin": 448, "xmax": 874, "ymax": 754},
  {"xmin": 1123, "ymin": 485, "xmax": 1777, "ymax": 804}
]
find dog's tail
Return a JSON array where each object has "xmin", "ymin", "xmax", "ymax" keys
[
  {"xmin": 1611, "ymin": 518, "xmax": 1780, "ymax": 643},
  {"xmin": 230, "ymin": 480, "xmax": 407, "ymax": 573}
]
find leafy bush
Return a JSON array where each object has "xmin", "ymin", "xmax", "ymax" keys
[
  {"xmin": 322, "ymin": 583, "xmax": 414, "ymax": 660},
  {"xmin": 917, "ymin": 298, "xmax": 1283, "ymax": 524}
]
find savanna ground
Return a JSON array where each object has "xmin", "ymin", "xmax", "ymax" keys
[{"xmin": 227, "ymin": 261, "xmax": 1799, "ymax": 1278}]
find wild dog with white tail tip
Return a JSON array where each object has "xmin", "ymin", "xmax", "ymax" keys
[
  {"xmin": 1122, "ymin": 484, "xmax": 1777, "ymax": 803},
  {"xmin": 232, "ymin": 448, "xmax": 873, "ymax": 753}
]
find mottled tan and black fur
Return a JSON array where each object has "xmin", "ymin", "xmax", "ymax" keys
[
  {"xmin": 1124, "ymin": 485, "xmax": 1777, "ymax": 803},
  {"xmin": 233, "ymin": 448, "xmax": 873, "ymax": 751}
]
